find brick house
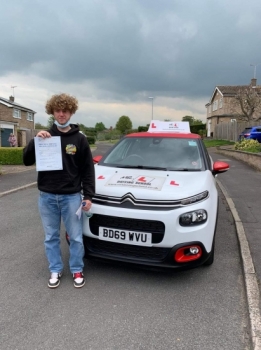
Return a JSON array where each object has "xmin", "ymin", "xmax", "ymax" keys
[
  {"xmin": 0, "ymin": 96, "xmax": 36, "ymax": 147},
  {"xmin": 205, "ymin": 79, "xmax": 261, "ymax": 137}
]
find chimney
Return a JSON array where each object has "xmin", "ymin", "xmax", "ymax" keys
[
  {"xmin": 251, "ymin": 78, "xmax": 257, "ymax": 87},
  {"xmin": 9, "ymin": 96, "xmax": 14, "ymax": 102}
]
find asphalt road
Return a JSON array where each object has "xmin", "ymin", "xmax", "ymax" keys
[{"xmin": 0, "ymin": 147, "xmax": 251, "ymax": 349}]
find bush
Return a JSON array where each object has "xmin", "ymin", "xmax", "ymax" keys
[
  {"xmin": 104, "ymin": 133, "xmax": 112, "ymax": 141},
  {"xmin": 86, "ymin": 136, "xmax": 95, "ymax": 145},
  {"xmin": 97, "ymin": 130, "xmax": 121, "ymax": 141},
  {"xmin": 190, "ymin": 124, "xmax": 206, "ymax": 134},
  {"xmin": 0, "ymin": 147, "xmax": 24, "ymax": 165},
  {"xmin": 234, "ymin": 139, "xmax": 261, "ymax": 153},
  {"xmin": 138, "ymin": 126, "xmax": 149, "ymax": 132}
]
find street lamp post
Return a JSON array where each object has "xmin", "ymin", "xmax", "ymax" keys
[
  {"xmin": 148, "ymin": 97, "xmax": 154, "ymax": 120},
  {"xmin": 250, "ymin": 63, "xmax": 261, "ymax": 78}
]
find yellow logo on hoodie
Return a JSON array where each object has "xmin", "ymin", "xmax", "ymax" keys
[{"xmin": 66, "ymin": 144, "xmax": 77, "ymax": 155}]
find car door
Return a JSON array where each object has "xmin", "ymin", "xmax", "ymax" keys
[{"xmin": 254, "ymin": 127, "xmax": 261, "ymax": 142}]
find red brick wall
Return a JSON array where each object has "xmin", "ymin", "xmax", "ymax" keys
[{"xmin": 0, "ymin": 104, "xmax": 34, "ymax": 129}]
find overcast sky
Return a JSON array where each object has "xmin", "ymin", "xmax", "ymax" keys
[{"xmin": 1, "ymin": 0, "xmax": 261, "ymax": 128}]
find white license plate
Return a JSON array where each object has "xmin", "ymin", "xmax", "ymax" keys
[{"xmin": 98, "ymin": 226, "xmax": 152, "ymax": 246}]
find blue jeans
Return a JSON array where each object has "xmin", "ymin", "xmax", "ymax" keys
[{"xmin": 38, "ymin": 192, "xmax": 84, "ymax": 274}]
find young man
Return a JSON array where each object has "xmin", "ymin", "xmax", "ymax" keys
[{"xmin": 23, "ymin": 93, "xmax": 95, "ymax": 288}]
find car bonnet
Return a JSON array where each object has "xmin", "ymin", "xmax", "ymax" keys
[{"xmin": 94, "ymin": 165, "xmax": 214, "ymax": 201}]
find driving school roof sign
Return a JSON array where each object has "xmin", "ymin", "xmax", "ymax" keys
[{"xmin": 148, "ymin": 120, "xmax": 190, "ymax": 133}]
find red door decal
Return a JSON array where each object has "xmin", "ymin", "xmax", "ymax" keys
[{"xmin": 170, "ymin": 180, "xmax": 179, "ymax": 186}]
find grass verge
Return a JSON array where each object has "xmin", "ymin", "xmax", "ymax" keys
[{"xmin": 203, "ymin": 139, "xmax": 235, "ymax": 148}]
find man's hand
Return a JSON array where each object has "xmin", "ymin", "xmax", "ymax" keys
[
  {"xmin": 37, "ymin": 130, "xmax": 51, "ymax": 138},
  {"xmin": 82, "ymin": 200, "xmax": 92, "ymax": 212}
]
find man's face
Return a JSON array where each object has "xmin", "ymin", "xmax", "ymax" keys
[{"xmin": 53, "ymin": 109, "xmax": 72, "ymax": 125}]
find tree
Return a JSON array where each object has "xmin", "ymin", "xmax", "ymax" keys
[
  {"xmin": 47, "ymin": 115, "xmax": 55, "ymax": 128},
  {"xmin": 95, "ymin": 122, "xmax": 106, "ymax": 131},
  {"xmin": 115, "ymin": 115, "xmax": 132, "ymax": 134},
  {"xmin": 138, "ymin": 125, "xmax": 149, "ymax": 132},
  {"xmin": 35, "ymin": 122, "xmax": 47, "ymax": 129},
  {"xmin": 182, "ymin": 116, "xmax": 203, "ymax": 125},
  {"xmin": 231, "ymin": 86, "xmax": 261, "ymax": 122},
  {"xmin": 192, "ymin": 119, "xmax": 203, "ymax": 125},
  {"xmin": 182, "ymin": 116, "xmax": 194, "ymax": 125},
  {"xmin": 78, "ymin": 124, "xmax": 97, "ymax": 137}
]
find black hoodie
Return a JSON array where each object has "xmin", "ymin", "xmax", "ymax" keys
[{"xmin": 23, "ymin": 124, "xmax": 95, "ymax": 200}]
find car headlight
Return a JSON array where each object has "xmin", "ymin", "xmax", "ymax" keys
[
  {"xmin": 179, "ymin": 209, "xmax": 207, "ymax": 226},
  {"xmin": 181, "ymin": 191, "xmax": 209, "ymax": 205}
]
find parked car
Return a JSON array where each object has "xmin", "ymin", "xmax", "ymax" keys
[
  {"xmin": 238, "ymin": 126, "xmax": 261, "ymax": 142},
  {"xmin": 69, "ymin": 121, "xmax": 229, "ymax": 270},
  {"xmin": 79, "ymin": 131, "xmax": 87, "ymax": 137}
]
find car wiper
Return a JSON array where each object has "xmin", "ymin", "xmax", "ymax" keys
[
  {"xmin": 171, "ymin": 168, "xmax": 201, "ymax": 171},
  {"xmin": 116, "ymin": 165, "xmax": 168, "ymax": 170}
]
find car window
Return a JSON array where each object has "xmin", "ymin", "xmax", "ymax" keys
[
  {"xmin": 242, "ymin": 128, "xmax": 252, "ymax": 133},
  {"xmin": 104, "ymin": 138, "xmax": 134, "ymax": 163},
  {"xmin": 103, "ymin": 137, "xmax": 203, "ymax": 170}
]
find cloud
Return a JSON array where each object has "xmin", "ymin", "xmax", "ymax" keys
[{"xmin": 0, "ymin": 0, "xmax": 261, "ymax": 128}]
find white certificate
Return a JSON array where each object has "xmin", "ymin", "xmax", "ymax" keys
[{"xmin": 34, "ymin": 136, "xmax": 63, "ymax": 171}]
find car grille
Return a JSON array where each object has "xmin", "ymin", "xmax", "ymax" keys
[
  {"xmin": 92, "ymin": 191, "xmax": 209, "ymax": 210},
  {"xmin": 93, "ymin": 192, "xmax": 183, "ymax": 210},
  {"xmin": 89, "ymin": 214, "xmax": 165, "ymax": 243},
  {"xmin": 85, "ymin": 237, "xmax": 170, "ymax": 262}
]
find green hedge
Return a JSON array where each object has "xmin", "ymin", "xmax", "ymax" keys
[
  {"xmin": 0, "ymin": 147, "xmax": 24, "ymax": 165},
  {"xmin": 86, "ymin": 136, "xmax": 95, "ymax": 145},
  {"xmin": 138, "ymin": 126, "xmax": 149, "ymax": 132},
  {"xmin": 190, "ymin": 124, "xmax": 206, "ymax": 136}
]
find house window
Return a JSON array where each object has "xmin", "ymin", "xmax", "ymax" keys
[
  {"xmin": 212, "ymin": 101, "xmax": 218, "ymax": 111},
  {"xmin": 13, "ymin": 109, "xmax": 21, "ymax": 119},
  {"xmin": 27, "ymin": 112, "xmax": 33, "ymax": 121},
  {"xmin": 219, "ymin": 98, "xmax": 223, "ymax": 108}
]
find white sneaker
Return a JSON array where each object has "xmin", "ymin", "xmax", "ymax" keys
[
  {"xmin": 73, "ymin": 272, "xmax": 85, "ymax": 288},
  {"xmin": 48, "ymin": 272, "xmax": 62, "ymax": 288}
]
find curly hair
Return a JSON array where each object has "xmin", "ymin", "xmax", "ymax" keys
[{"xmin": 45, "ymin": 93, "xmax": 78, "ymax": 115}]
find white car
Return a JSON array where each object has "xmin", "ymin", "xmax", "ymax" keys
[{"xmin": 82, "ymin": 121, "xmax": 229, "ymax": 269}]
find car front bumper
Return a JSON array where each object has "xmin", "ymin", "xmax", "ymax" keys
[
  {"xmin": 83, "ymin": 236, "xmax": 214, "ymax": 269},
  {"xmin": 82, "ymin": 194, "xmax": 218, "ymax": 269}
]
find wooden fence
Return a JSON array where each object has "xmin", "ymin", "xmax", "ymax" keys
[{"xmin": 214, "ymin": 121, "xmax": 261, "ymax": 142}]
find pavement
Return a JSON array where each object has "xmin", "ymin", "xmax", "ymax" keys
[
  {"xmin": 209, "ymin": 150, "xmax": 261, "ymax": 350},
  {"xmin": 1, "ymin": 151, "xmax": 261, "ymax": 349}
]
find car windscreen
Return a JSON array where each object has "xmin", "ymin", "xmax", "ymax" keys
[{"xmin": 101, "ymin": 136, "xmax": 204, "ymax": 171}]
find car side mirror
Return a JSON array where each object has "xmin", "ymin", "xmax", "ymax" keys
[
  {"xmin": 93, "ymin": 155, "xmax": 103, "ymax": 164},
  {"xmin": 212, "ymin": 161, "xmax": 229, "ymax": 175}
]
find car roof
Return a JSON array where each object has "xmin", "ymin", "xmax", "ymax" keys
[
  {"xmin": 126, "ymin": 132, "xmax": 201, "ymax": 139},
  {"xmin": 242, "ymin": 126, "xmax": 261, "ymax": 131}
]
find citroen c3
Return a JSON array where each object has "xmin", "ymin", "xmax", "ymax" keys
[{"xmin": 80, "ymin": 121, "xmax": 229, "ymax": 270}]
